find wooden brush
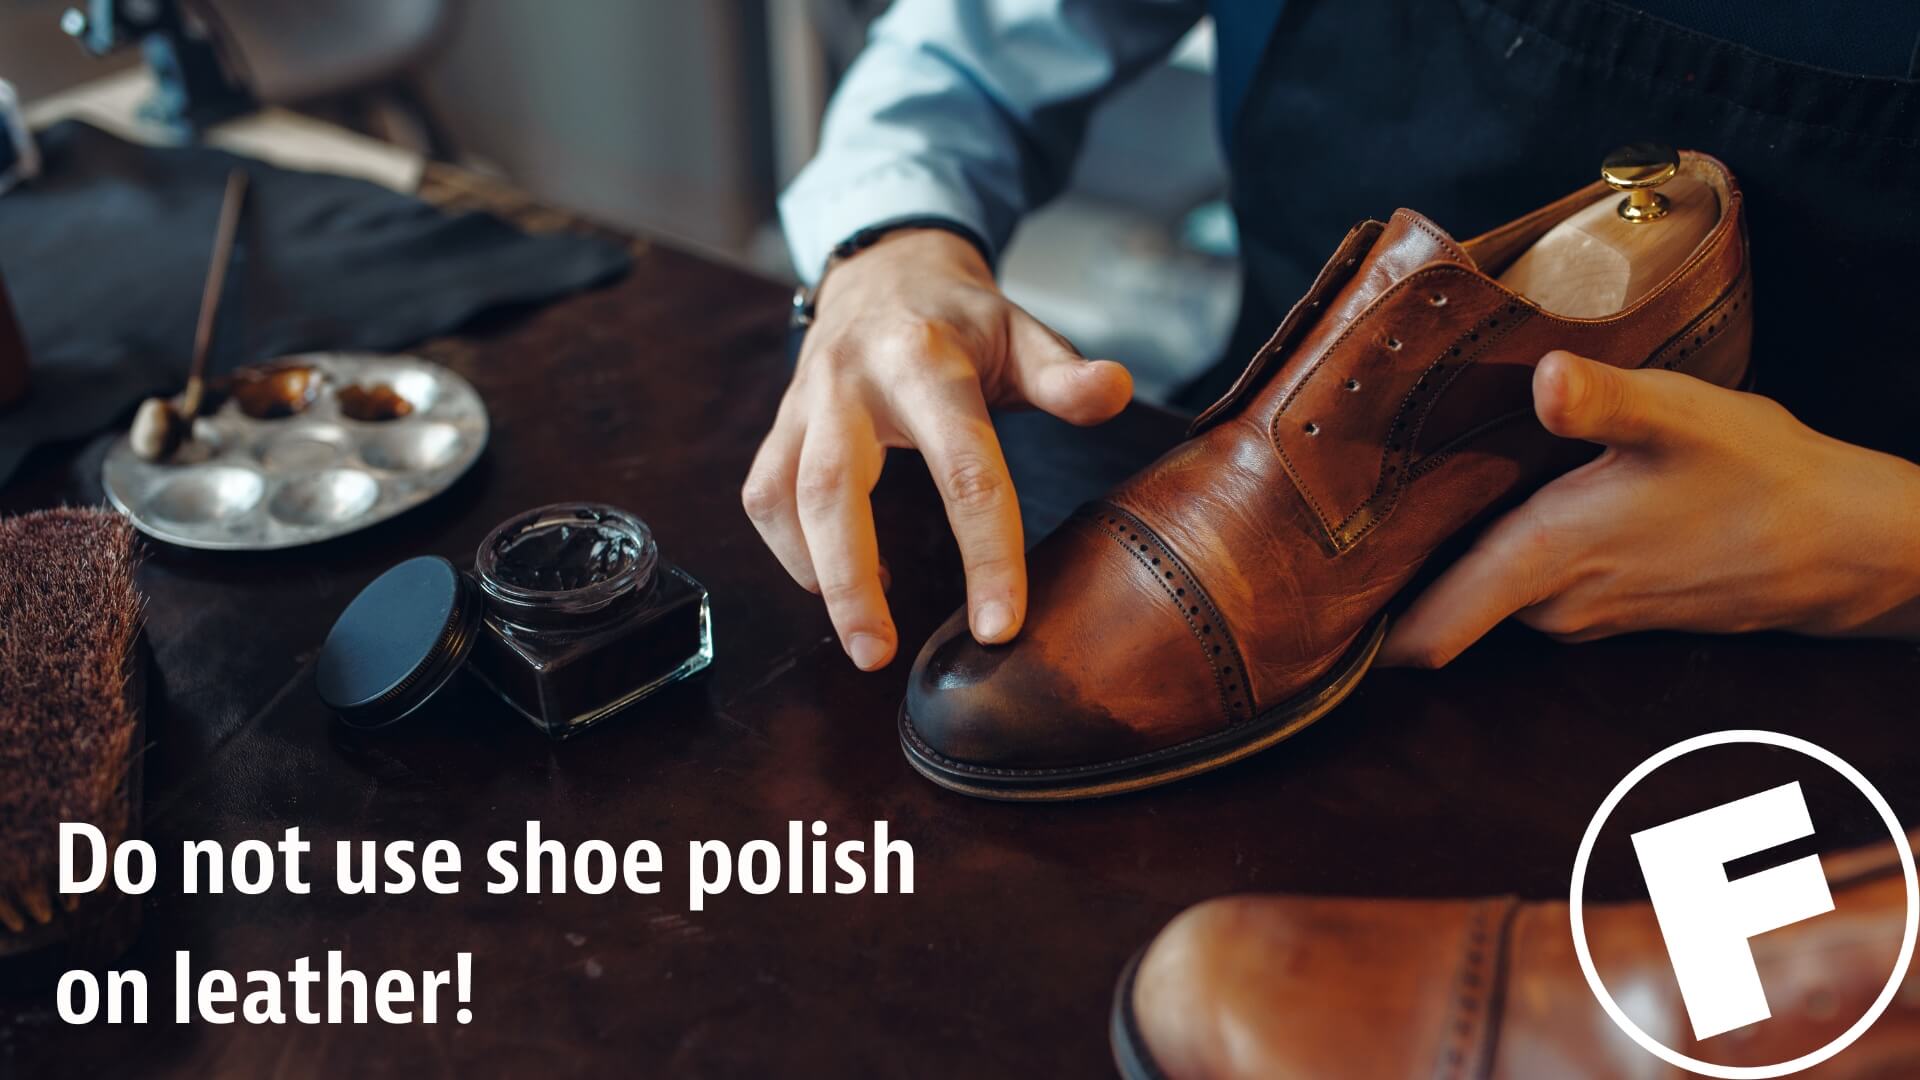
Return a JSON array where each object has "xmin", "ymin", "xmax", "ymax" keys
[{"xmin": 0, "ymin": 508, "xmax": 146, "ymax": 971}]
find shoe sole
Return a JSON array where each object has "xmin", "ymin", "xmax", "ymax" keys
[
  {"xmin": 898, "ymin": 612, "xmax": 1388, "ymax": 801},
  {"xmin": 1109, "ymin": 948, "xmax": 1165, "ymax": 1080}
]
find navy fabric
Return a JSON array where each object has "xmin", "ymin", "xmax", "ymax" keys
[
  {"xmin": 1207, "ymin": 1, "xmax": 1289, "ymax": 141},
  {"xmin": 1627, "ymin": 0, "xmax": 1920, "ymax": 78},
  {"xmin": 1210, "ymin": 0, "xmax": 1920, "ymax": 140}
]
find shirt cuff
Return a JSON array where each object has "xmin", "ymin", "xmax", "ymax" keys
[{"xmin": 779, "ymin": 158, "xmax": 1004, "ymax": 285}]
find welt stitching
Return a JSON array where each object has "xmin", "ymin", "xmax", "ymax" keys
[
  {"xmin": 1088, "ymin": 503, "xmax": 1253, "ymax": 727},
  {"xmin": 901, "ymin": 694, "xmax": 1235, "ymax": 779},
  {"xmin": 899, "ymin": 615, "xmax": 1383, "ymax": 779}
]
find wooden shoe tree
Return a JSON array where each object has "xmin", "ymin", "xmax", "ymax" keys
[{"xmin": 1495, "ymin": 144, "xmax": 1717, "ymax": 319}]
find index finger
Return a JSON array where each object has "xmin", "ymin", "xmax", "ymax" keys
[{"xmin": 793, "ymin": 411, "xmax": 895, "ymax": 670}]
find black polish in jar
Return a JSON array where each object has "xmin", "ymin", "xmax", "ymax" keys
[
  {"xmin": 315, "ymin": 503, "xmax": 712, "ymax": 737},
  {"xmin": 469, "ymin": 503, "xmax": 711, "ymax": 736}
]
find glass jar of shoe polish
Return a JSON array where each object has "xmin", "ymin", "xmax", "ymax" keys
[{"xmin": 316, "ymin": 503, "xmax": 712, "ymax": 737}]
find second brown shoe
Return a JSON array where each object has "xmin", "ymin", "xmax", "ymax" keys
[
  {"xmin": 1112, "ymin": 833, "xmax": 1918, "ymax": 1077},
  {"xmin": 901, "ymin": 151, "xmax": 1753, "ymax": 799}
]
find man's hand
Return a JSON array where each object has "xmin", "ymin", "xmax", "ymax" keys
[
  {"xmin": 1380, "ymin": 351, "xmax": 1920, "ymax": 668},
  {"xmin": 743, "ymin": 229, "xmax": 1133, "ymax": 670}
]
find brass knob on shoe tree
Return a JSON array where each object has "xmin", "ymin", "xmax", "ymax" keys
[{"xmin": 1601, "ymin": 142, "xmax": 1678, "ymax": 223}]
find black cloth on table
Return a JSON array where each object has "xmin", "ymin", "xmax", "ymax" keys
[{"xmin": 0, "ymin": 121, "xmax": 631, "ymax": 482}]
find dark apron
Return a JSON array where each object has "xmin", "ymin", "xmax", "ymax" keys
[{"xmin": 1189, "ymin": 0, "xmax": 1920, "ymax": 462}]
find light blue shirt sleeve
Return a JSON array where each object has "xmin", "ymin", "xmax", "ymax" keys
[{"xmin": 779, "ymin": 0, "xmax": 1207, "ymax": 283}]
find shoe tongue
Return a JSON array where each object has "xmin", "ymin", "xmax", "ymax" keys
[
  {"xmin": 1250, "ymin": 210, "xmax": 1474, "ymax": 416},
  {"xmin": 1196, "ymin": 209, "xmax": 1480, "ymax": 431},
  {"xmin": 1332, "ymin": 209, "xmax": 1474, "ymax": 322}
]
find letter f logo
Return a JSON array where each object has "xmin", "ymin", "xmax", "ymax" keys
[{"xmin": 1632, "ymin": 782, "xmax": 1835, "ymax": 1040}]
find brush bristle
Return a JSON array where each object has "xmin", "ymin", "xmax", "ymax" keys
[{"xmin": 0, "ymin": 509, "xmax": 142, "ymax": 933}]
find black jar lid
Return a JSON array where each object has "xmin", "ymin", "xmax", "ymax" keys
[{"xmin": 316, "ymin": 555, "xmax": 483, "ymax": 729}]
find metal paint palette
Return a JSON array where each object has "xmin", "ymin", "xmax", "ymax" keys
[{"xmin": 104, "ymin": 353, "xmax": 488, "ymax": 550}]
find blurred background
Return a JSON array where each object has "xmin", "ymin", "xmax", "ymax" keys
[{"xmin": 0, "ymin": 0, "xmax": 1236, "ymax": 401}]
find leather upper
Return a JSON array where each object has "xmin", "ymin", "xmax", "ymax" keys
[{"xmin": 906, "ymin": 153, "xmax": 1753, "ymax": 776}]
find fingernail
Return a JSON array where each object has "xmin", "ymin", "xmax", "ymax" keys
[
  {"xmin": 848, "ymin": 633, "xmax": 890, "ymax": 670},
  {"xmin": 973, "ymin": 602, "xmax": 1014, "ymax": 642}
]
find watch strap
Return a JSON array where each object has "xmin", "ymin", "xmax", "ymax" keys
[{"xmin": 790, "ymin": 216, "xmax": 991, "ymax": 332}]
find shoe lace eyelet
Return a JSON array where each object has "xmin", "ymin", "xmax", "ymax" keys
[
  {"xmin": 1429, "ymin": 293, "xmax": 1448, "ymax": 307},
  {"xmin": 1344, "ymin": 378, "xmax": 1361, "ymax": 392},
  {"xmin": 1303, "ymin": 421, "xmax": 1320, "ymax": 436},
  {"xmin": 1383, "ymin": 336, "xmax": 1403, "ymax": 351}
]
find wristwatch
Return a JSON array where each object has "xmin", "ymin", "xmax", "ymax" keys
[{"xmin": 788, "ymin": 217, "xmax": 990, "ymax": 334}]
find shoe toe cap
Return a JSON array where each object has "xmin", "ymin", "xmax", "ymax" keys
[
  {"xmin": 903, "ymin": 606, "xmax": 1146, "ymax": 770},
  {"xmin": 902, "ymin": 512, "xmax": 1240, "ymax": 774}
]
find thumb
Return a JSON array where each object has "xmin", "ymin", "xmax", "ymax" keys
[
  {"xmin": 1534, "ymin": 350, "xmax": 1689, "ymax": 448},
  {"xmin": 1009, "ymin": 312, "xmax": 1132, "ymax": 426}
]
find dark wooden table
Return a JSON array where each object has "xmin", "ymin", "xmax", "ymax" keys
[{"xmin": 4, "ymin": 169, "xmax": 1919, "ymax": 1079}]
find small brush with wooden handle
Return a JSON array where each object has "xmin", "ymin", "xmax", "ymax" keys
[{"xmin": 130, "ymin": 167, "xmax": 249, "ymax": 462}]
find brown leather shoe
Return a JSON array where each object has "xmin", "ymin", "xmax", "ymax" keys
[
  {"xmin": 1112, "ymin": 835, "xmax": 1917, "ymax": 1078},
  {"xmin": 901, "ymin": 152, "xmax": 1753, "ymax": 799}
]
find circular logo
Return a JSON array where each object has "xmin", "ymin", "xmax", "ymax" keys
[{"xmin": 1569, "ymin": 729, "xmax": 1918, "ymax": 1078}]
